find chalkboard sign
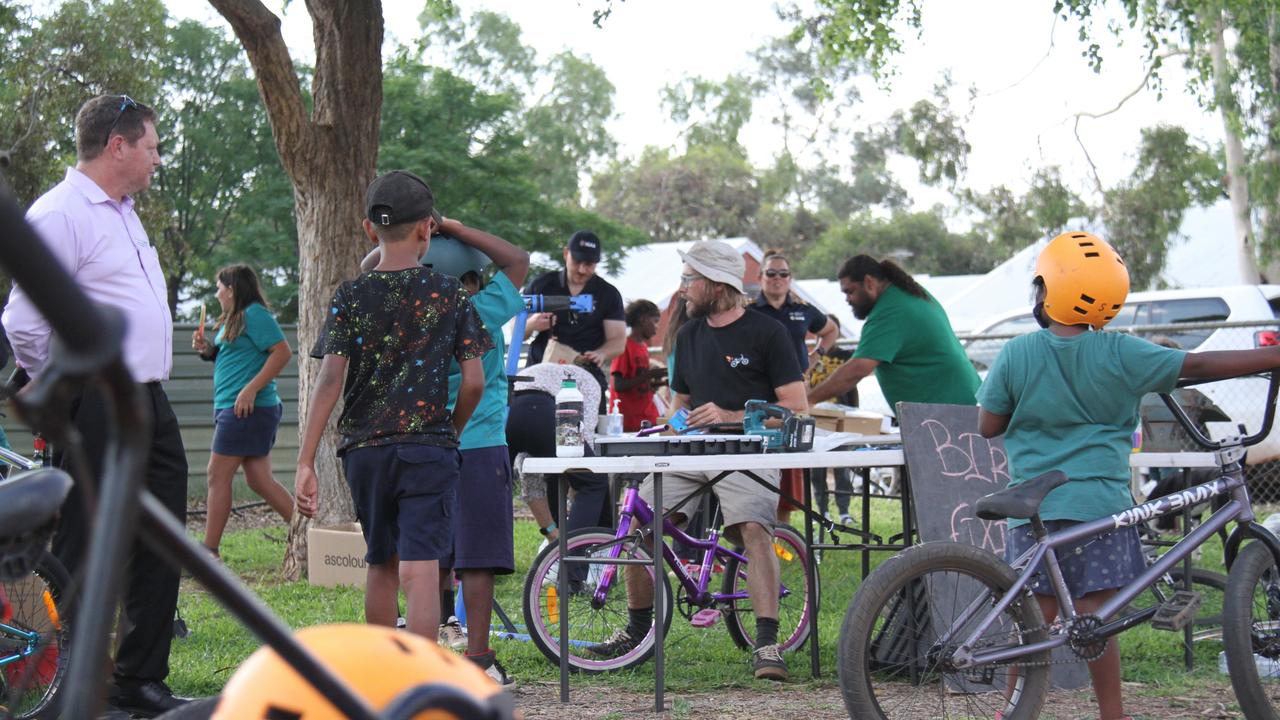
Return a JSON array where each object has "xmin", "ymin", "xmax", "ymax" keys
[{"xmin": 896, "ymin": 401, "xmax": 1088, "ymax": 690}]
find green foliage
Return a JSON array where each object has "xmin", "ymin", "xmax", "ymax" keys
[
  {"xmin": 591, "ymin": 145, "xmax": 761, "ymax": 244},
  {"xmin": 417, "ymin": 9, "xmax": 619, "ymax": 208},
  {"xmin": 0, "ymin": 0, "xmax": 168, "ymax": 204},
  {"xmin": 889, "ymin": 85, "xmax": 971, "ymax": 188},
  {"xmin": 378, "ymin": 59, "xmax": 642, "ymax": 257},
  {"xmin": 965, "ymin": 167, "xmax": 1090, "ymax": 256},
  {"xmin": 662, "ymin": 75, "xmax": 758, "ymax": 153},
  {"xmin": 149, "ymin": 20, "xmax": 297, "ymax": 320},
  {"xmin": 522, "ymin": 52, "xmax": 618, "ymax": 204},
  {"xmin": 795, "ymin": 209, "xmax": 1004, "ymax": 280},
  {"xmin": 1102, "ymin": 124, "xmax": 1223, "ymax": 287},
  {"xmin": 781, "ymin": 0, "xmax": 923, "ymax": 82}
]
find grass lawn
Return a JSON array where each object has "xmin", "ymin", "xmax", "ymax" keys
[{"xmin": 169, "ymin": 499, "xmax": 1236, "ymax": 699}]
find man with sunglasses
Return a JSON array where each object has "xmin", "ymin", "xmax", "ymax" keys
[{"xmin": 3, "ymin": 94, "xmax": 190, "ymax": 718}]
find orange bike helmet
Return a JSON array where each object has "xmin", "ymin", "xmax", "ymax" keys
[
  {"xmin": 1034, "ymin": 231, "xmax": 1129, "ymax": 329},
  {"xmin": 213, "ymin": 624, "xmax": 515, "ymax": 720}
]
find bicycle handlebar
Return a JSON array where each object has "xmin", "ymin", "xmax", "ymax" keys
[
  {"xmin": 0, "ymin": 184, "xmax": 384, "ymax": 720},
  {"xmin": 0, "ymin": 185, "xmax": 113, "ymax": 360},
  {"xmin": 1158, "ymin": 370, "xmax": 1280, "ymax": 452}
]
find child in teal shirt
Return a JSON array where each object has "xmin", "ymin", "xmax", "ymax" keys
[{"xmin": 978, "ymin": 231, "xmax": 1280, "ymax": 720}]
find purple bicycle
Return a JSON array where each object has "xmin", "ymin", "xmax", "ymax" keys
[{"xmin": 520, "ymin": 474, "xmax": 817, "ymax": 672}]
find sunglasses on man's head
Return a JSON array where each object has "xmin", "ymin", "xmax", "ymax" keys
[
  {"xmin": 764, "ymin": 269, "xmax": 791, "ymax": 278},
  {"xmin": 102, "ymin": 95, "xmax": 139, "ymax": 148}
]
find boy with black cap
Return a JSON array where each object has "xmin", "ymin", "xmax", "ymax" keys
[
  {"xmin": 523, "ymin": 230, "xmax": 626, "ymax": 409},
  {"xmin": 295, "ymin": 170, "xmax": 493, "ymax": 643},
  {"xmin": 360, "ymin": 211, "xmax": 528, "ymax": 685}
]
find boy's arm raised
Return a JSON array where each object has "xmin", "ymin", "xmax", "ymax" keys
[
  {"xmin": 440, "ymin": 218, "xmax": 530, "ymax": 288},
  {"xmin": 295, "ymin": 354, "xmax": 348, "ymax": 518},
  {"xmin": 1181, "ymin": 347, "xmax": 1280, "ymax": 381},
  {"xmin": 452, "ymin": 356, "xmax": 484, "ymax": 437}
]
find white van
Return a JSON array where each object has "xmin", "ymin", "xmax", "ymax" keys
[{"xmin": 964, "ymin": 285, "xmax": 1280, "ymax": 463}]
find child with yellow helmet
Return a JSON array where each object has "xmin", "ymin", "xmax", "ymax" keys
[{"xmin": 977, "ymin": 231, "xmax": 1280, "ymax": 720}]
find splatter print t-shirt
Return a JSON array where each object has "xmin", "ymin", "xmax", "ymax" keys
[{"xmin": 312, "ymin": 266, "xmax": 492, "ymax": 452}]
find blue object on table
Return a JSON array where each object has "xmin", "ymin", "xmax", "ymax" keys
[{"xmin": 505, "ymin": 294, "xmax": 595, "ymax": 376}]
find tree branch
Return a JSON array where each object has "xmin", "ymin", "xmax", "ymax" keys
[
  {"xmin": 207, "ymin": 0, "xmax": 312, "ymax": 180},
  {"xmin": 1072, "ymin": 49, "xmax": 1187, "ymax": 196}
]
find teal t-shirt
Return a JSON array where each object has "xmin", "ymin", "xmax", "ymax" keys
[
  {"xmin": 448, "ymin": 272, "xmax": 524, "ymax": 450},
  {"xmin": 213, "ymin": 303, "xmax": 287, "ymax": 410},
  {"xmin": 854, "ymin": 284, "xmax": 981, "ymax": 411},
  {"xmin": 977, "ymin": 330, "xmax": 1185, "ymax": 527}
]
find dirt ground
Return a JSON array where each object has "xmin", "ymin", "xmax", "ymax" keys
[{"xmin": 510, "ymin": 680, "xmax": 1241, "ymax": 719}]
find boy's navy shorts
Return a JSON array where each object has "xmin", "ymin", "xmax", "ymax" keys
[
  {"xmin": 342, "ymin": 443, "xmax": 458, "ymax": 565},
  {"xmin": 446, "ymin": 446, "xmax": 515, "ymax": 575}
]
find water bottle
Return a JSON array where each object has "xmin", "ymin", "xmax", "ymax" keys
[{"xmin": 555, "ymin": 378, "xmax": 585, "ymax": 457}]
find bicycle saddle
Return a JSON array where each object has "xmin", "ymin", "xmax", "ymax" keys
[
  {"xmin": 974, "ymin": 470, "xmax": 1070, "ymax": 521},
  {"xmin": 0, "ymin": 467, "xmax": 72, "ymax": 539}
]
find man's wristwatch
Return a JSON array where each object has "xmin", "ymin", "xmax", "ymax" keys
[{"xmin": 539, "ymin": 522, "xmax": 557, "ymax": 537}]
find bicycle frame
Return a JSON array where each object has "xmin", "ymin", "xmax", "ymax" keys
[
  {"xmin": 588, "ymin": 479, "xmax": 793, "ymax": 610},
  {"xmin": 0, "ymin": 187, "xmax": 386, "ymax": 720},
  {"xmin": 946, "ymin": 460, "xmax": 1250, "ymax": 669}
]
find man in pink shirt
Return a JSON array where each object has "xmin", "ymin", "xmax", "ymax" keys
[{"xmin": 3, "ymin": 94, "xmax": 190, "ymax": 718}]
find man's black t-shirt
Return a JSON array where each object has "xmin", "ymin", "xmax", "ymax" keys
[
  {"xmin": 311, "ymin": 267, "xmax": 492, "ymax": 452},
  {"xmin": 523, "ymin": 270, "xmax": 624, "ymax": 363},
  {"xmin": 672, "ymin": 310, "xmax": 803, "ymax": 411}
]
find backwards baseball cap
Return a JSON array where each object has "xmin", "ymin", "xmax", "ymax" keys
[
  {"xmin": 365, "ymin": 170, "xmax": 435, "ymax": 226},
  {"xmin": 679, "ymin": 240, "xmax": 745, "ymax": 293},
  {"xmin": 567, "ymin": 230, "xmax": 602, "ymax": 263}
]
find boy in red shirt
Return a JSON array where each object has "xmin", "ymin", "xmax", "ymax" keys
[{"xmin": 610, "ymin": 300, "xmax": 665, "ymax": 431}]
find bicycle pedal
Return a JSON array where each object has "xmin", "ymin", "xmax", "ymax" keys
[
  {"xmin": 960, "ymin": 663, "xmax": 996, "ymax": 685},
  {"xmin": 1151, "ymin": 590, "xmax": 1203, "ymax": 631},
  {"xmin": 690, "ymin": 608, "xmax": 721, "ymax": 628}
]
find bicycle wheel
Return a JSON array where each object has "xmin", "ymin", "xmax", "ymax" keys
[
  {"xmin": 837, "ymin": 542, "xmax": 1050, "ymax": 720},
  {"xmin": 522, "ymin": 527, "xmax": 673, "ymax": 672},
  {"xmin": 721, "ymin": 524, "xmax": 817, "ymax": 652},
  {"xmin": 1222, "ymin": 540, "xmax": 1280, "ymax": 719},
  {"xmin": 1126, "ymin": 566, "xmax": 1228, "ymax": 629},
  {"xmin": 0, "ymin": 551, "xmax": 72, "ymax": 719}
]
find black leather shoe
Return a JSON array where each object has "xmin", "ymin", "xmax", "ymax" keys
[
  {"xmin": 97, "ymin": 705, "xmax": 132, "ymax": 720},
  {"xmin": 109, "ymin": 681, "xmax": 190, "ymax": 718}
]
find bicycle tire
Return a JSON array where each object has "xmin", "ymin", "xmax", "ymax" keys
[
  {"xmin": 0, "ymin": 551, "xmax": 72, "ymax": 719},
  {"xmin": 837, "ymin": 542, "xmax": 1050, "ymax": 720},
  {"xmin": 721, "ymin": 524, "xmax": 817, "ymax": 652},
  {"xmin": 1222, "ymin": 540, "xmax": 1280, "ymax": 719},
  {"xmin": 521, "ymin": 527, "xmax": 673, "ymax": 672}
]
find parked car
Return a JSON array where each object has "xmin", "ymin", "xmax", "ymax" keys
[{"xmin": 964, "ymin": 284, "xmax": 1280, "ymax": 463}]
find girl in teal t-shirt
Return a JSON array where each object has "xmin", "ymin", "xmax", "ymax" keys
[
  {"xmin": 192, "ymin": 265, "xmax": 295, "ymax": 558},
  {"xmin": 977, "ymin": 231, "xmax": 1280, "ymax": 720}
]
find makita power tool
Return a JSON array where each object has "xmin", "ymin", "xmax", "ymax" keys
[{"xmin": 742, "ymin": 400, "xmax": 815, "ymax": 452}]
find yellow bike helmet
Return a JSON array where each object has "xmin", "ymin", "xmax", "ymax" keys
[
  {"xmin": 1034, "ymin": 231, "xmax": 1129, "ymax": 329},
  {"xmin": 213, "ymin": 624, "xmax": 515, "ymax": 720}
]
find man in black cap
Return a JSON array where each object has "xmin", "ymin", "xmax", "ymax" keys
[
  {"xmin": 523, "ymin": 230, "xmax": 625, "ymax": 407},
  {"xmin": 297, "ymin": 169, "xmax": 492, "ymax": 646}
]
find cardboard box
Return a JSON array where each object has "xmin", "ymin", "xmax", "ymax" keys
[
  {"xmin": 810, "ymin": 407, "xmax": 884, "ymax": 436},
  {"xmin": 307, "ymin": 522, "xmax": 368, "ymax": 588},
  {"xmin": 542, "ymin": 338, "xmax": 580, "ymax": 366}
]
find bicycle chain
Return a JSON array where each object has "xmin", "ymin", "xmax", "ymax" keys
[{"xmin": 952, "ymin": 601, "xmax": 1097, "ymax": 670}]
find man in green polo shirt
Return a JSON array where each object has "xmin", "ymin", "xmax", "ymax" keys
[{"xmin": 807, "ymin": 254, "xmax": 979, "ymax": 412}]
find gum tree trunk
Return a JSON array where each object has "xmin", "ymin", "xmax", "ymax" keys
[
  {"xmin": 1211, "ymin": 11, "xmax": 1262, "ymax": 285},
  {"xmin": 207, "ymin": 0, "xmax": 383, "ymax": 579}
]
